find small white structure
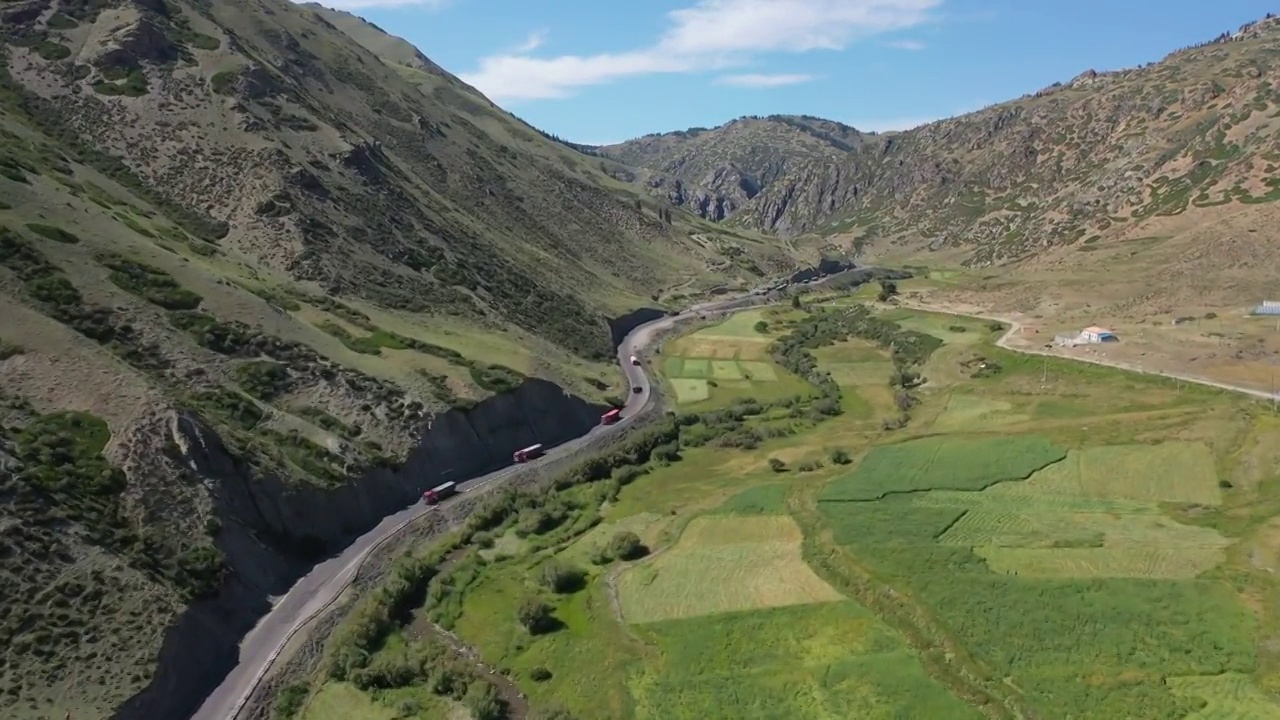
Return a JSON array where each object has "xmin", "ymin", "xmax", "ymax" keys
[
  {"xmin": 1081, "ymin": 326, "xmax": 1118, "ymax": 343},
  {"xmin": 1252, "ymin": 300, "xmax": 1280, "ymax": 316}
]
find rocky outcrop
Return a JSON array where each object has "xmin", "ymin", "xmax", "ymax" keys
[
  {"xmin": 608, "ymin": 308, "xmax": 670, "ymax": 350},
  {"xmin": 109, "ymin": 377, "xmax": 605, "ymax": 720},
  {"xmin": 87, "ymin": 15, "xmax": 181, "ymax": 69}
]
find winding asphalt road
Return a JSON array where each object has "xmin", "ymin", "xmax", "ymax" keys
[{"xmin": 190, "ymin": 294, "xmax": 765, "ymax": 720}]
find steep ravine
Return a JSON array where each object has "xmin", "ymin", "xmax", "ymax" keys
[{"xmin": 109, "ymin": 378, "xmax": 606, "ymax": 720}]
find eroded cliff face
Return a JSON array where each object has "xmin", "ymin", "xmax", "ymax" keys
[{"xmin": 110, "ymin": 378, "xmax": 605, "ymax": 720}]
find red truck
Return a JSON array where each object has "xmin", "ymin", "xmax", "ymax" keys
[
  {"xmin": 513, "ymin": 443, "xmax": 543, "ymax": 463},
  {"xmin": 600, "ymin": 408, "xmax": 622, "ymax": 425},
  {"xmin": 422, "ymin": 481, "xmax": 458, "ymax": 505}
]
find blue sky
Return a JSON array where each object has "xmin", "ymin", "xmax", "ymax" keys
[{"xmin": 323, "ymin": 0, "xmax": 1278, "ymax": 145}]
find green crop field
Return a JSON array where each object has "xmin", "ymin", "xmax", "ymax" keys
[
  {"xmin": 714, "ymin": 483, "xmax": 791, "ymax": 515},
  {"xmin": 878, "ymin": 309, "xmax": 991, "ymax": 346},
  {"xmin": 669, "ymin": 378, "xmax": 710, "ymax": 403},
  {"xmin": 984, "ymin": 443, "xmax": 1224, "ymax": 505},
  {"xmin": 661, "ymin": 311, "xmax": 810, "ymax": 407},
  {"xmin": 1169, "ymin": 674, "xmax": 1280, "ymax": 719},
  {"xmin": 693, "ymin": 308, "xmax": 777, "ymax": 339},
  {"xmin": 631, "ymin": 604, "xmax": 983, "ymax": 720},
  {"xmin": 820, "ymin": 434, "xmax": 1068, "ymax": 501},
  {"xmin": 617, "ymin": 516, "xmax": 843, "ymax": 623},
  {"xmin": 931, "ymin": 393, "xmax": 1030, "ymax": 430}
]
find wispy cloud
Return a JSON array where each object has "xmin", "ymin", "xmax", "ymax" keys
[
  {"xmin": 885, "ymin": 39, "xmax": 925, "ymax": 50},
  {"xmin": 511, "ymin": 29, "xmax": 546, "ymax": 54},
  {"xmin": 461, "ymin": 0, "xmax": 943, "ymax": 102},
  {"xmin": 717, "ymin": 72, "xmax": 817, "ymax": 88}
]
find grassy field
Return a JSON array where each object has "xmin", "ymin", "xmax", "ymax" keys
[
  {"xmin": 616, "ymin": 515, "xmax": 843, "ymax": 623},
  {"xmin": 819, "ymin": 434, "xmax": 1068, "ymax": 501},
  {"xmin": 307, "ymin": 302, "xmax": 1280, "ymax": 720},
  {"xmin": 299, "ymin": 680, "xmax": 465, "ymax": 720},
  {"xmin": 630, "ymin": 603, "xmax": 983, "ymax": 720},
  {"xmin": 661, "ymin": 308, "xmax": 812, "ymax": 408}
]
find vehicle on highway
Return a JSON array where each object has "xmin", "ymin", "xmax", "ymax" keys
[
  {"xmin": 513, "ymin": 443, "xmax": 544, "ymax": 463},
  {"xmin": 632, "ymin": 385, "xmax": 642, "ymax": 394},
  {"xmin": 600, "ymin": 408, "xmax": 622, "ymax": 425},
  {"xmin": 629, "ymin": 354, "xmax": 640, "ymax": 365},
  {"xmin": 422, "ymin": 481, "xmax": 457, "ymax": 505}
]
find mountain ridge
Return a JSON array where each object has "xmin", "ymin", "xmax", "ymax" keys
[{"xmin": 603, "ymin": 13, "xmax": 1280, "ymax": 280}]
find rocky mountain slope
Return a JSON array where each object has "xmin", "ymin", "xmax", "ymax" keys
[
  {"xmin": 605, "ymin": 15, "xmax": 1280, "ymax": 282},
  {"xmin": 0, "ymin": 1, "xmax": 806, "ymax": 718}
]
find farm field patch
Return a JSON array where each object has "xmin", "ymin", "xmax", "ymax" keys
[
  {"xmin": 820, "ymin": 434, "xmax": 1068, "ymax": 501},
  {"xmin": 631, "ymin": 603, "xmax": 983, "ymax": 720},
  {"xmin": 713, "ymin": 483, "xmax": 791, "ymax": 515},
  {"xmin": 984, "ymin": 442, "xmax": 1223, "ymax": 506},
  {"xmin": 662, "ymin": 313, "xmax": 810, "ymax": 407},
  {"xmin": 931, "ymin": 393, "xmax": 1030, "ymax": 430},
  {"xmin": 668, "ymin": 378, "xmax": 709, "ymax": 403},
  {"xmin": 617, "ymin": 515, "xmax": 843, "ymax": 624},
  {"xmin": 1169, "ymin": 674, "xmax": 1280, "ymax": 720},
  {"xmin": 877, "ymin": 309, "xmax": 991, "ymax": 346}
]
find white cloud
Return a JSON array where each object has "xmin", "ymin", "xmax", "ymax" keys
[
  {"xmin": 461, "ymin": 0, "xmax": 943, "ymax": 102},
  {"xmin": 717, "ymin": 73, "xmax": 816, "ymax": 87},
  {"xmin": 511, "ymin": 29, "xmax": 546, "ymax": 54},
  {"xmin": 886, "ymin": 39, "xmax": 925, "ymax": 50}
]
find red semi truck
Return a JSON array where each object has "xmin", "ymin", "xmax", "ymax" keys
[
  {"xmin": 513, "ymin": 443, "xmax": 544, "ymax": 463},
  {"xmin": 422, "ymin": 481, "xmax": 458, "ymax": 505},
  {"xmin": 600, "ymin": 408, "xmax": 621, "ymax": 425}
]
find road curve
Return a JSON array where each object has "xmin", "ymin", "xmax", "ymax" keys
[{"xmin": 191, "ymin": 295, "xmax": 763, "ymax": 720}]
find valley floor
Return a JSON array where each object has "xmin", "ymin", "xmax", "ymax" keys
[{"xmin": 292, "ymin": 302, "xmax": 1280, "ymax": 720}]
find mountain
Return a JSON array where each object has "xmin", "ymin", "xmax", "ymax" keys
[
  {"xmin": 0, "ymin": 1, "xmax": 808, "ymax": 718},
  {"xmin": 5, "ymin": 0, "xmax": 1280, "ymax": 716},
  {"xmin": 606, "ymin": 16, "xmax": 1280, "ymax": 282}
]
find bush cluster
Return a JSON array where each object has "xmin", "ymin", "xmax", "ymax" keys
[{"xmin": 0, "ymin": 227, "xmax": 171, "ymax": 370}]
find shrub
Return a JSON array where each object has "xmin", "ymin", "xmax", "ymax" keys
[
  {"xmin": 463, "ymin": 681, "xmax": 505, "ymax": 720},
  {"xmin": 25, "ymin": 223, "xmax": 80, "ymax": 244},
  {"xmin": 47, "ymin": 12, "xmax": 79, "ymax": 29},
  {"xmin": 754, "ymin": 320, "xmax": 769, "ymax": 333},
  {"xmin": 516, "ymin": 597, "xmax": 556, "ymax": 634},
  {"xmin": 234, "ymin": 360, "xmax": 292, "ymax": 401},
  {"xmin": 768, "ymin": 457, "xmax": 787, "ymax": 472},
  {"xmin": 829, "ymin": 448, "xmax": 851, "ymax": 465},
  {"xmin": 609, "ymin": 530, "xmax": 647, "ymax": 561},
  {"xmin": 34, "ymin": 41, "xmax": 72, "ymax": 61},
  {"xmin": 271, "ymin": 682, "xmax": 308, "ymax": 719},
  {"xmin": 614, "ymin": 465, "xmax": 644, "ymax": 486},
  {"xmin": 101, "ymin": 256, "xmax": 203, "ymax": 310},
  {"xmin": 529, "ymin": 666, "xmax": 553, "ymax": 682}
]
